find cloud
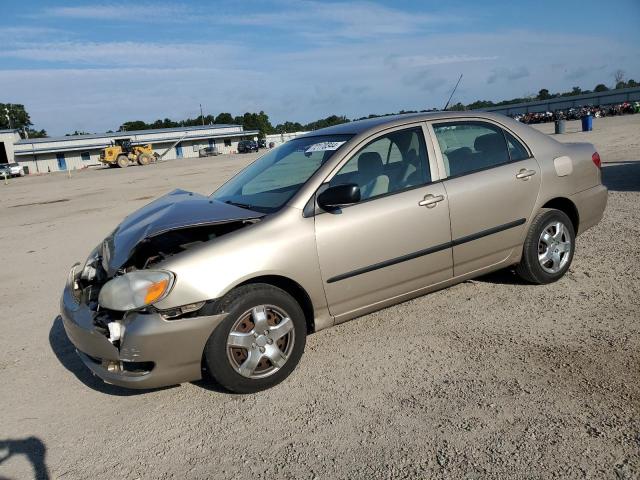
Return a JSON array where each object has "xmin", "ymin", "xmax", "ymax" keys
[
  {"xmin": 0, "ymin": 41, "xmax": 243, "ymax": 67},
  {"xmin": 487, "ymin": 66, "xmax": 530, "ymax": 84},
  {"xmin": 42, "ymin": 1, "xmax": 460, "ymax": 40},
  {"xmin": 390, "ymin": 54, "xmax": 498, "ymax": 68},
  {"xmin": 564, "ymin": 64, "xmax": 607, "ymax": 81},
  {"xmin": 0, "ymin": 16, "xmax": 636, "ymax": 136},
  {"xmin": 0, "ymin": 26, "xmax": 63, "ymax": 40},
  {"xmin": 402, "ymin": 71, "xmax": 447, "ymax": 92},
  {"xmin": 216, "ymin": 1, "xmax": 461, "ymax": 40},
  {"xmin": 45, "ymin": 3, "xmax": 189, "ymax": 20}
]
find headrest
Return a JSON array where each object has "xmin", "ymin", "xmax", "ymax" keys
[
  {"xmin": 358, "ymin": 152, "xmax": 383, "ymax": 176},
  {"xmin": 474, "ymin": 133, "xmax": 503, "ymax": 152}
]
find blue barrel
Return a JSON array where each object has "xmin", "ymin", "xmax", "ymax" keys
[{"xmin": 581, "ymin": 115, "xmax": 593, "ymax": 132}]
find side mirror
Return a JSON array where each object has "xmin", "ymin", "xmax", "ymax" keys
[{"xmin": 317, "ymin": 183, "xmax": 361, "ymax": 210}]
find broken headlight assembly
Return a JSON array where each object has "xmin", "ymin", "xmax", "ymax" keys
[
  {"xmin": 98, "ymin": 270, "xmax": 175, "ymax": 311},
  {"xmin": 80, "ymin": 245, "xmax": 101, "ymax": 283}
]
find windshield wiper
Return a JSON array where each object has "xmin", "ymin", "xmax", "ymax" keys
[{"xmin": 224, "ymin": 200, "xmax": 256, "ymax": 211}]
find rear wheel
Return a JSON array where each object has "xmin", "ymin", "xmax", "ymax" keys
[
  {"xmin": 516, "ymin": 208, "xmax": 575, "ymax": 284},
  {"xmin": 203, "ymin": 284, "xmax": 306, "ymax": 393},
  {"xmin": 137, "ymin": 153, "xmax": 153, "ymax": 165},
  {"xmin": 116, "ymin": 155, "xmax": 129, "ymax": 168}
]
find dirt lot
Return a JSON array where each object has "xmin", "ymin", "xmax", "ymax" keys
[{"xmin": 1, "ymin": 115, "xmax": 638, "ymax": 479}]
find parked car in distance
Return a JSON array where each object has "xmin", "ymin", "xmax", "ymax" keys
[
  {"xmin": 199, "ymin": 146, "xmax": 220, "ymax": 157},
  {"xmin": 0, "ymin": 162, "xmax": 24, "ymax": 177},
  {"xmin": 60, "ymin": 111, "xmax": 607, "ymax": 393},
  {"xmin": 238, "ymin": 140, "xmax": 259, "ymax": 153}
]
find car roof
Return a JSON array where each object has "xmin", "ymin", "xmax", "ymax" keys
[{"xmin": 301, "ymin": 111, "xmax": 513, "ymax": 137}]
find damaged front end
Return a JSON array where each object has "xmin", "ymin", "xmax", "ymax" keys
[{"xmin": 59, "ymin": 189, "xmax": 263, "ymax": 388}]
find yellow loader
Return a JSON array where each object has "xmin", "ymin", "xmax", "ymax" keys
[{"xmin": 100, "ymin": 139, "xmax": 156, "ymax": 168}]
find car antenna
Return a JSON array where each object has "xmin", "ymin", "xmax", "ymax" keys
[{"xmin": 442, "ymin": 74, "xmax": 463, "ymax": 111}]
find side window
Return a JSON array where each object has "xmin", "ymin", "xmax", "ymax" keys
[
  {"xmin": 330, "ymin": 127, "xmax": 430, "ymax": 200},
  {"xmin": 504, "ymin": 131, "xmax": 530, "ymax": 161},
  {"xmin": 433, "ymin": 121, "xmax": 510, "ymax": 177}
]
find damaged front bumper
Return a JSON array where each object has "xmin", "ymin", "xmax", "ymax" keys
[{"xmin": 60, "ymin": 264, "xmax": 225, "ymax": 389}]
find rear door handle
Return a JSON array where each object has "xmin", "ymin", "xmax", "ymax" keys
[
  {"xmin": 516, "ymin": 169, "xmax": 536, "ymax": 180},
  {"xmin": 419, "ymin": 194, "xmax": 445, "ymax": 208}
]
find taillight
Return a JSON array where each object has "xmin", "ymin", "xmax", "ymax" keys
[{"xmin": 592, "ymin": 151, "xmax": 601, "ymax": 169}]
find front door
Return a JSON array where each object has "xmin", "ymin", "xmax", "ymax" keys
[
  {"xmin": 56, "ymin": 153, "xmax": 67, "ymax": 170},
  {"xmin": 430, "ymin": 120, "xmax": 541, "ymax": 276},
  {"xmin": 314, "ymin": 125, "xmax": 453, "ymax": 319}
]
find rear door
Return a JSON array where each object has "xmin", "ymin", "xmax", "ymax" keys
[
  {"xmin": 314, "ymin": 124, "xmax": 453, "ymax": 319},
  {"xmin": 429, "ymin": 120, "xmax": 541, "ymax": 276}
]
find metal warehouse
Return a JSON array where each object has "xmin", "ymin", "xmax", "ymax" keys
[
  {"xmin": 9, "ymin": 124, "xmax": 259, "ymax": 173},
  {"xmin": 482, "ymin": 86, "xmax": 640, "ymax": 116}
]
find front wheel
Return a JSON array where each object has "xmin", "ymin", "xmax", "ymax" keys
[
  {"xmin": 116, "ymin": 155, "xmax": 129, "ymax": 168},
  {"xmin": 516, "ymin": 208, "xmax": 575, "ymax": 284},
  {"xmin": 203, "ymin": 284, "xmax": 306, "ymax": 393}
]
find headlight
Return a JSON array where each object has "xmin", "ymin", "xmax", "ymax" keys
[
  {"xmin": 81, "ymin": 245, "xmax": 101, "ymax": 282},
  {"xmin": 98, "ymin": 270, "xmax": 175, "ymax": 311}
]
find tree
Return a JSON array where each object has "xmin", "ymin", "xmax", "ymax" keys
[
  {"xmin": 118, "ymin": 120, "xmax": 149, "ymax": 132},
  {"xmin": 214, "ymin": 113, "xmax": 234, "ymax": 124},
  {"xmin": 614, "ymin": 69, "xmax": 625, "ymax": 85},
  {"xmin": 0, "ymin": 103, "xmax": 47, "ymax": 137},
  {"xmin": 628, "ymin": 79, "xmax": 638, "ymax": 88},
  {"xmin": 594, "ymin": 84, "xmax": 609, "ymax": 92},
  {"xmin": 66, "ymin": 130, "xmax": 91, "ymax": 136},
  {"xmin": 303, "ymin": 115, "xmax": 350, "ymax": 130},
  {"xmin": 274, "ymin": 121, "xmax": 304, "ymax": 133},
  {"xmin": 236, "ymin": 111, "xmax": 274, "ymax": 137},
  {"xmin": 537, "ymin": 89, "xmax": 552, "ymax": 100},
  {"xmin": 448, "ymin": 102, "xmax": 466, "ymax": 111}
]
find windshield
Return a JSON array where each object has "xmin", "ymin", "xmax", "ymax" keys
[{"xmin": 212, "ymin": 134, "xmax": 352, "ymax": 213}]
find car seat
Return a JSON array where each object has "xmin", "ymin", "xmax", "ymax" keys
[{"xmin": 357, "ymin": 152, "xmax": 389, "ymax": 199}]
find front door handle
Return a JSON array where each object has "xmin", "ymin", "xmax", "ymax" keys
[
  {"xmin": 418, "ymin": 194, "xmax": 445, "ymax": 208},
  {"xmin": 516, "ymin": 169, "xmax": 536, "ymax": 180}
]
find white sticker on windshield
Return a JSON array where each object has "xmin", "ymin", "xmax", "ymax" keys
[{"xmin": 305, "ymin": 141, "xmax": 346, "ymax": 153}]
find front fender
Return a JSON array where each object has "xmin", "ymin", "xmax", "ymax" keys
[{"xmin": 153, "ymin": 208, "xmax": 329, "ymax": 326}]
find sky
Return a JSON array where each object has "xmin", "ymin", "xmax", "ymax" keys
[{"xmin": 1, "ymin": 0, "xmax": 639, "ymax": 136}]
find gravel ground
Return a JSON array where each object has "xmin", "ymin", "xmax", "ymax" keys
[{"xmin": 0, "ymin": 115, "xmax": 638, "ymax": 479}]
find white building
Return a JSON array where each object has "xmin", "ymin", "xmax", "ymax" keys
[
  {"xmin": 0, "ymin": 129, "xmax": 21, "ymax": 164},
  {"xmin": 10, "ymin": 124, "xmax": 259, "ymax": 174},
  {"xmin": 265, "ymin": 131, "xmax": 309, "ymax": 148}
]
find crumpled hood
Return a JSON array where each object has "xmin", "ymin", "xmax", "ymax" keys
[{"xmin": 102, "ymin": 189, "xmax": 261, "ymax": 276}]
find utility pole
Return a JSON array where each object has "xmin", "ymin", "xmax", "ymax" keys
[{"xmin": 200, "ymin": 104, "xmax": 204, "ymax": 126}]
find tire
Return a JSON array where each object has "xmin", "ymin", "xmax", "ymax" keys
[
  {"xmin": 203, "ymin": 284, "xmax": 306, "ymax": 393},
  {"xmin": 116, "ymin": 155, "xmax": 129, "ymax": 168},
  {"xmin": 515, "ymin": 208, "xmax": 576, "ymax": 284},
  {"xmin": 137, "ymin": 153, "xmax": 153, "ymax": 165}
]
